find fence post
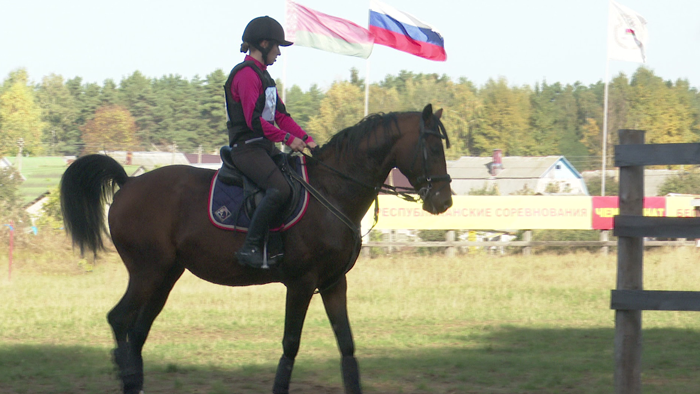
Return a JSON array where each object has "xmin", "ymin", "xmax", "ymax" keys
[
  {"xmin": 615, "ymin": 129, "xmax": 645, "ymax": 394},
  {"xmin": 600, "ymin": 230, "xmax": 609, "ymax": 255},
  {"xmin": 445, "ymin": 230, "xmax": 455, "ymax": 257},
  {"xmin": 382, "ymin": 230, "xmax": 394, "ymax": 254},
  {"xmin": 7, "ymin": 220, "xmax": 14, "ymax": 281},
  {"xmin": 361, "ymin": 232, "xmax": 371, "ymax": 259},
  {"xmin": 522, "ymin": 230, "xmax": 532, "ymax": 256}
]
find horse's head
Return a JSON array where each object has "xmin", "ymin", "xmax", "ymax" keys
[{"xmin": 395, "ymin": 104, "xmax": 453, "ymax": 215}]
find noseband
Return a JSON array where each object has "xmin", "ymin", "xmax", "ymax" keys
[{"xmin": 413, "ymin": 115, "xmax": 452, "ymax": 200}]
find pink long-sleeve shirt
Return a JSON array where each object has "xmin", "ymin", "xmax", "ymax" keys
[{"xmin": 231, "ymin": 55, "xmax": 314, "ymax": 146}]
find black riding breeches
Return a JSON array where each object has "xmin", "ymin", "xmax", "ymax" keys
[{"xmin": 229, "ymin": 141, "xmax": 291, "ymax": 202}]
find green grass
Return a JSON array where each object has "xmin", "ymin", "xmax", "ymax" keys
[
  {"xmin": 1, "ymin": 243, "xmax": 700, "ymax": 393},
  {"xmin": 5, "ymin": 156, "xmax": 141, "ymax": 204},
  {"xmin": 7, "ymin": 156, "xmax": 67, "ymax": 204}
]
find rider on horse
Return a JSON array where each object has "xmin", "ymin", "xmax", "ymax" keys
[{"xmin": 224, "ymin": 16, "xmax": 317, "ymax": 268}]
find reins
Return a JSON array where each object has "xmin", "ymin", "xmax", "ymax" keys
[
  {"xmin": 288, "ymin": 113, "xmax": 451, "ymax": 293},
  {"xmin": 297, "ymin": 114, "xmax": 452, "ymax": 232},
  {"xmin": 298, "ymin": 151, "xmax": 419, "ymax": 235}
]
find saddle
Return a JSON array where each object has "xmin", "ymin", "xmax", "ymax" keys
[
  {"xmin": 209, "ymin": 146, "xmax": 309, "ymax": 232},
  {"xmin": 217, "ymin": 145, "xmax": 304, "ymax": 225},
  {"xmin": 209, "ymin": 146, "xmax": 309, "ymax": 267}
]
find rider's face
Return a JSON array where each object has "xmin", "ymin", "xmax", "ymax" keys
[{"xmin": 263, "ymin": 41, "xmax": 281, "ymax": 66}]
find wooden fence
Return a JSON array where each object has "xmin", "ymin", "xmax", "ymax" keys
[
  {"xmin": 361, "ymin": 229, "xmax": 696, "ymax": 258},
  {"xmin": 611, "ymin": 130, "xmax": 700, "ymax": 394}
]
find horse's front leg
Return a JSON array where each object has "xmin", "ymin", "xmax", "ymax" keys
[
  {"xmin": 273, "ymin": 275, "xmax": 316, "ymax": 394},
  {"xmin": 320, "ymin": 275, "xmax": 361, "ymax": 394}
]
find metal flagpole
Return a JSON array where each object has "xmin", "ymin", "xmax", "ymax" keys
[
  {"xmin": 282, "ymin": 1, "xmax": 288, "ymax": 103},
  {"xmin": 602, "ymin": 57, "xmax": 610, "ymax": 197},
  {"xmin": 601, "ymin": 0, "xmax": 612, "ymax": 197},
  {"xmin": 364, "ymin": 59, "xmax": 370, "ymax": 117},
  {"xmin": 282, "ymin": 54, "xmax": 287, "ymax": 103}
]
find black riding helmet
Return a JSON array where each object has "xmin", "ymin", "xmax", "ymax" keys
[{"xmin": 242, "ymin": 16, "xmax": 293, "ymax": 47}]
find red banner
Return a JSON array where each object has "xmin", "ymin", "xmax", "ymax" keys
[{"xmin": 591, "ymin": 196, "xmax": 666, "ymax": 230}]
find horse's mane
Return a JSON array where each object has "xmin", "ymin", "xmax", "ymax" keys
[{"xmin": 316, "ymin": 112, "xmax": 405, "ymax": 158}]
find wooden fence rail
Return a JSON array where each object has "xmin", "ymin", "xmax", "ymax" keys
[
  {"xmin": 361, "ymin": 237, "xmax": 696, "ymax": 258},
  {"xmin": 362, "ymin": 240, "xmax": 694, "ymax": 248}
]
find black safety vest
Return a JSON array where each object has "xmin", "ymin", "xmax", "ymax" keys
[{"xmin": 223, "ymin": 61, "xmax": 289, "ymax": 146}]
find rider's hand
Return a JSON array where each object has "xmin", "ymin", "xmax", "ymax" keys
[
  {"xmin": 288, "ymin": 136, "xmax": 306, "ymax": 152},
  {"xmin": 306, "ymin": 141, "xmax": 318, "ymax": 149}
]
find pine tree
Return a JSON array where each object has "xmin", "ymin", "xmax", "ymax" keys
[
  {"xmin": 199, "ymin": 69, "xmax": 228, "ymax": 151},
  {"xmin": 285, "ymin": 84, "xmax": 324, "ymax": 131},
  {"xmin": 36, "ymin": 74, "xmax": 81, "ymax": 155},
  {"xmin": 119, "ymin": 71, "xmax": 157, "ymax": 149}
]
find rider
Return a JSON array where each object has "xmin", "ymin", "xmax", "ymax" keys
[{"xmin": 224, "ymin": 16, "xmax": 317, "ymax": 268}]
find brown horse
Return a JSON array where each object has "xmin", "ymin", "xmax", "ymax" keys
[{"xmin": 60, "ymin": 104, "xmax": 453, "ymax": 394}]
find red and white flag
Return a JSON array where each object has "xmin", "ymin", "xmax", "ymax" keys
[
  {"xmin": 608, "ymin": 0, "xmax": 648, "ymax": 63},
  {"xmin": 286, "ymin": 0, "xmax": 374, "ymax": 59}
]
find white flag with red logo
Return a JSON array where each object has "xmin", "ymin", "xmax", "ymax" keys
[{"xmin": 608, "ymin": 0, "xmax": 648, "ymax": 63}]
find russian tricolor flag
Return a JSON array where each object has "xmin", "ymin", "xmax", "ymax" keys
[{"xmin": 368, "ymin": 0, "xmax": 446, "ymax": 61}]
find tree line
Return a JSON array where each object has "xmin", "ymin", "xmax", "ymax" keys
[{"xmin": 1, "ymin": 66, "xmax": 699, "ymax": 171}]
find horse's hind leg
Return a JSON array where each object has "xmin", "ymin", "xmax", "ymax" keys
[
  {"xmin": 108, "ymin": 263, "xmax": 184, "ymax": 394},
  {"xmin": 272, "ymin": 277, "xmax": 317, "ymax": 394},
  {"xmin": 320, "ymin": 276, "xmax": 361, "ymax": 394}
]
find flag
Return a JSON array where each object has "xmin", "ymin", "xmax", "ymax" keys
[
  {"xmin": 286, "ymin": 0, "xmax": 374, "ymax": 59},
  {"xmin": 608, "ymin": 0, "xmax": 648, "ymax": 63},
  {"xmin": 368, "ymin": 0, "xmax": 446, "ymax": 61}
]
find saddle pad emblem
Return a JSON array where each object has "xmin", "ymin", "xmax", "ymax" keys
[{"xmin": 215, "ymin": 206, "xmax": 232, "ymax": 222}]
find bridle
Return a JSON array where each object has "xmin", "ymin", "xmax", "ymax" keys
[
  {"xmin": 294, "ymin": 113, "xmax": 452, "ymax": 230},
  {"xmin": 412, "ymin": 115, "xmax": 452, "ymax": 200},
  {"xmin": 288, "ymin": 113, "xmax": 451, "ymax": 292},
  {"xmin": 299, "ymin": 113, "xmax": 451, "ymax": 204}
]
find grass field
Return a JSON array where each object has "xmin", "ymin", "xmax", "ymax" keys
[
  {"xmin": 5, "ymin": 156, "xmax": 141, "ymax": 205},
  {"xmin": 1, "ymin": 243, "xmax": 700, "ymax": 394}
]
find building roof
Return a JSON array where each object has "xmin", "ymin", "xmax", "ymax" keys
[
  {"xmin": 581, "ymin": 169, "xmax": 684, "ymax": 196},
  {"xmin": 183, "ymin": 153, "xmax": 222, "ymax": 165},
  {"xmin": 448, "ymin": 156, "xmax": 580, "ymax": 179},
  {"xmin": 0, "ymin": 157, "xmax": 12, "ymax": 169}
]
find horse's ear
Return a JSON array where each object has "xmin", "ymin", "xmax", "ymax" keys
[
  {"xmin": 421, "ymin": 104, "xmax": 433, "ymax": 122},
  {"xmin": 434, "ymin": 108, "xmax": 443, "ymax": 119}
]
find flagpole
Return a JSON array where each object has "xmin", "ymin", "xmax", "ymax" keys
[
  {"xmin": 282, "ymin": 53, "xmax": 287, "ymax": 103},
  {"xmin": 601, "ymin": 0, "xmax": 612, "ymax": 197},
  {"xmin": 282, "ymin": 0, "xmax": 288, "ymax": 103},
  {"xmin": 364, "ymin": 59, "xmax": 370, "ymax": 116},
  {"xmin": 365, "ymin": 0, "xmax": 371, "ymax": 117},
  {"xmin": 602, "ymin": 57, "xmax": 610, "ymax": 197}
]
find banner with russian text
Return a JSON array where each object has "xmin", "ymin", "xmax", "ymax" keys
[
  {"xmin": 666, "ymin": 196, "xmax": 699, "ymax": 218},
  {"xmin": 362, "ymin": 196, "xmax": 591, "ymax": 230}
]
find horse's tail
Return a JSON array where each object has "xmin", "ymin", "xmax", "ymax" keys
[{"xmin": 60, "ymin": 154, "xmax": 129, "ymax": 256}]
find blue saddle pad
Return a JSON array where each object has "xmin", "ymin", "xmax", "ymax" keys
[{"xmin": 208, "ymin": 155, "xmax": 309, "ymax": 232}]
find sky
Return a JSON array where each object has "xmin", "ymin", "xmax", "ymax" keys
[{"xmin": 2, "ymin": 0, "xmax": 700, "ymax": 92}]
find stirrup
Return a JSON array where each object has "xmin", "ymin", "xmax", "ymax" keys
[
  {"xmin": 236, "ymin": 243, "xmax": 279, "ymax": 269},
  {"xmin": 236, "ymin": 245, "xmax": 266, "ymax": 269}
]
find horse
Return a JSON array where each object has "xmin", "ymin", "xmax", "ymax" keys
[{"xmin": 59, "ymin": 103, "xmax": 453, "ymax": 394}]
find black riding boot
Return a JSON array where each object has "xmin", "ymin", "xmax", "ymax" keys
[{"xmin": 236, "ymin": 188, "xmax": 285, "ymax": 268}]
